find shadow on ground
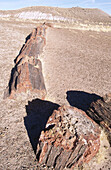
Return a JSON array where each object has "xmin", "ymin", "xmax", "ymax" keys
[
  {"xmin": 4, "ymin": 33, "xmax": 32, "ymax": 99},
  {"xmin": 66, "ymin": 90, "xmax": 102, "ymax": 112},
  {"xmin": 24, "ymin": 98, "xmax": 60, "ymax": 155},
  {"xmin": 14, "ymin": 32, "xmax": 32, "ymax": 64}
]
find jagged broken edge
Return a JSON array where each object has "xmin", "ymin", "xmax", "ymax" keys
[{"xmin": 4, "ymin": 23, "xmax": 52, "ymax": 100}]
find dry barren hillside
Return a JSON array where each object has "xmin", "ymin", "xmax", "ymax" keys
[
  {"xmin": 0, "ymin": 6, "xmax": 111, "ymax": 31},
  {"xmin": 0, "ymin": 6, "xmax": 111, "ymax": 170}
]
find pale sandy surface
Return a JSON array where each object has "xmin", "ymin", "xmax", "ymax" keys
[
  {"xmin": 42, "ymin": 27, "xmax": 111, "ymax": 105},
  {"xmin": 0, "ymin": 19, "xmax": 111, "ymax": 169}
]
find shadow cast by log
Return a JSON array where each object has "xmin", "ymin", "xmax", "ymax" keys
[
  {"xmin": 24, "ymin": 98, "xmax": 60, "ymax": 154},
  {"xmin": 14, "ymin": 33, "xmax": 32, "ymax": 64},
  {"xmin": 4, "ymin": 32, "xmax": 32, "ymax": 98},
  {"xmin": 66, "ymin": 90, "xmax": 102, "ymax": 112}
]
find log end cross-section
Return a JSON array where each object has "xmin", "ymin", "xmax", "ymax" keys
[{"xmin": 37, "ymin": 105, "xmax": 101, "ymax": 169}]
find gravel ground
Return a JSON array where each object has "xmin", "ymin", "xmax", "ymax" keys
[
  {"xmin": 0, "ymin": 19, "xmax": 111, "ymax": 169},
  {"xmin": 42, "ymin": 27, "xmax": 111, "ymax": 105},
  {"xmin": 0, "ymin": 20, "xmax": 40, "ymax": 169}
]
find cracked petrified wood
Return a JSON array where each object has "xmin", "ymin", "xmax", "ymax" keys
[
  {"xmin": 87, "ymin": 93, "xmax": 111, "ymax": 143},
  {"xmin": 37, "ymin": 105, "xmax": 101, "ymax": 169},
  {"xmin": 4, "ymin": 24, "xmax": 47, "ymax": 99}
]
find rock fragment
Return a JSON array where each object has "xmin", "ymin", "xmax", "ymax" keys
[{"xmin": 37, "ymin": 105, "xmax": 101, "ymax": 169}]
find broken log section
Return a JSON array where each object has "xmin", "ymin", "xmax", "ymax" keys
[
  {"xmin": 87, "ymin": 93, "xmax": 111, "ymax": 144},
  {"xmin": 37, "ymin": 105, "xmax": 101, "ymax": 169},
  {"xmin": 4, "ymin": 24, "xmax": 47, "ymax": 99}
]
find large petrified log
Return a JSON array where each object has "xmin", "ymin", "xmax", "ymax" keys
[
  {"xmin": 37, "ymin": 105, "xmax": 101, "ymax": 169},
  {"xmin": 4, "ymin": 24, "xmax": 47, "ymax": 99},
  {"xmin": 87, "ymin": 93, "xmax": 111, "ymax": 144}
]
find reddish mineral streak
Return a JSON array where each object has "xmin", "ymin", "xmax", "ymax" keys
[{"xmin": 37, "ymin": 105, "xmax": 101, "ymax": 169}]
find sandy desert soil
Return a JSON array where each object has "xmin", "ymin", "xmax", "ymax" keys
[
  {"xmin": 0, "ymin": 20, "xmax": 40, "ymax": 169},
  {"xmin": 0, "ymin": 6, "xmax": 111, "ymax": 32},
  {"xmin": 42, "ymin": 27, "xmax": 111, "ymax": 105},
  {"xmin": 41, "ymin": 26, "xmax": 111, "ymax": 170},
  {"xmin": 0, "ymin": 7, "xmax": 111, "ymax": 170}
]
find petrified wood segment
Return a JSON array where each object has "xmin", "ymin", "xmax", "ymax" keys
[
  {"xmin": 37, "ymin": 105, "xmax": 101, "ymax": 169},
  {"xmin": 87, "ymin": 93, "xmax": 111, "ymax": 142},
  {"xmin": 4, "ymin": 24, "xmax": 47, "ymax": 99}
]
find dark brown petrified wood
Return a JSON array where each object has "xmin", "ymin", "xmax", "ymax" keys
[
  {"xmin": 4, "ymin": 24, "xmax": 47, "ymax": 99},
  {"xmin": 87, "ymin": 93, "xmax": 111, "ymax": 144}
]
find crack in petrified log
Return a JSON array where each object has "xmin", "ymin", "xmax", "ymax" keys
[
  {"xmin": 4, "ymin": 24, "xmax": 47, "ymax": 99},
  {"xmin": 37, "ymin": 105, "xmax": 101, "ymax": 169}
]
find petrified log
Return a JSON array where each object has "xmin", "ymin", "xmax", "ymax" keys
[
  {"xmin": 37, "ymin": 105, "xmax": 101, "ymax": 169},
  {"xmin": 87, "ymin": 93, "xmax": 111, "ymax": 143},
  {"xmin": 4, "ymin": 24, "xmax": 47, "ymax": 99}
]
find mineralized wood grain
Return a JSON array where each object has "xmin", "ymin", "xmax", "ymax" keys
[
  {"xmin": 37, "ymin": 105, "xmax": 101, "ymax": 169},
  {"xmin": 87, "ymin": 93, "xmax": 111, "ymax": 143},
  {"xmin": 4, "ymin": 24, "xmax": 47, "ymax": 99}
]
